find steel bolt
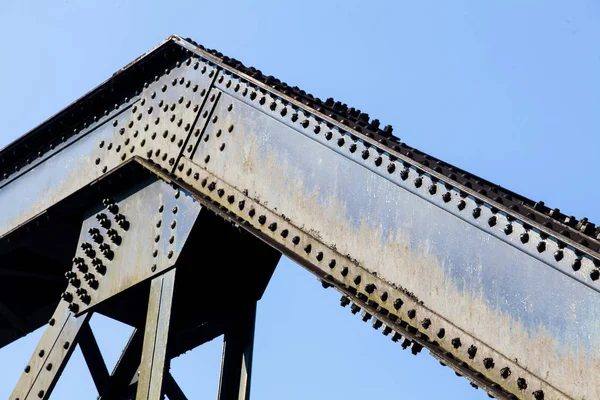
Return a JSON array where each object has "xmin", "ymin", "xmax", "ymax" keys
[
  {"xmin": 107, "ymin": 229, "xmax": 122, "ymax": 245},
  {"xmin": 99, "ymin": 243, "xmax": 114, "ymax": 260},
  {"xmin": 411, "ymin": 343, "xmax": 423, "ymax": 355},
  {"xmin": 361, "ymin": 311, "xmax": 372, "ymax": 322},
  {"xmin": 115, "ymin": 214, "xmax": 129, "ymax": 230},
  {"xmin": 92, "ymin": 259, "xmax": 106, "ymax": 275},
  {"xmin": 61, "ymin": 292, "xmax": 73, "ymax": 303},
  {"xmin": 69, "ymin": 277, "xmax": 81, "ymax": 288},
  {"xmin": 340, "ymin": 296, "xmax": 350, "ymax": 307}
]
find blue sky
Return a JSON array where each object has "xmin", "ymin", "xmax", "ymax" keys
[{"xmin": 0, "ymin": 1, "xmax": 598, "ymax": 399}]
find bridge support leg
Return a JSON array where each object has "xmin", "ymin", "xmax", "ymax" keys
[
  {"xmin": 217, "ymin": 302, "xmax": 256, "ymax": 400},
  {"xmin": 10, "ymin": 301, "xmax": 92, "ymax": 400},
  {"xmin": 136, "ymin": 268, "xmax": 177, "ymax": 400}
]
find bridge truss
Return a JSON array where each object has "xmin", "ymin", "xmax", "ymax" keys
[{"xmin": 0, "ymin": 36, "xmax": 597, "ymax": 400}]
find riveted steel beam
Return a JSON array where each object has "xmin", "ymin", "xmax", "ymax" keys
[
  {"xmin": 62, "ymin": 178, "xmax": 202, "ymax": 315},
  {"xmin": 2, "ymin": 36, "xmax": 598, "ymax": 400},
  {"xmin": 136, "ymin": 268, "xmax": 177, "ymax": 400},
  {"xmin": 11, "ymin": 302, "xmax": 91, "ymax": 400}
]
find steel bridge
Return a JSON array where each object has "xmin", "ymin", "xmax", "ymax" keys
[{"xmin": 0, "ymin": 36, "xmax": 597, "ymax": 400}]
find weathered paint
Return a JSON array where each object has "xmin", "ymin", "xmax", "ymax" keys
[
  {"xmin": 191, "ymin": 89, "xmax": 600, "ymax": 399},
  {"xmin": 11, "ymin": 301, "xmax": 91, "ymax": 400},
  {"xmin": 71, "ymin": 178, "xmax": 202, "ymax": 313},
  {"xmin": 2, "ymin": 38, "xmax": 596, "ymax": 399},
  {"xmin": 0, "ymin": 116, "xmax": 123, "ymax": 235}
]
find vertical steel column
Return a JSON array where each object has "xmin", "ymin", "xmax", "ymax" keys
[
  {"xmin": 217, "ymin": 303, "xmax": 257, "ymax": 400},
  {"xmin": 136, "ymin": 268, "xmax": 177, "ymax": 400}
]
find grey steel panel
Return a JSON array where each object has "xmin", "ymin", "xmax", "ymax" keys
[
  {"xmin": 182, "ymin": 85, "xmax": 599, "ymax": 400},
  {"xmin": 0, "ymin": 118, "xmax": 121, "ymax": 236},
  {"xmin": 0, "ymin": 53, "xmax": 216, "ymax": 238},
  {"xmin": 65, "ymin": 179, "xmax": 201, "ymax": 314},
  {"xmin": 98, "ymin": 57, "xmax": 217, "ymax": 175}
]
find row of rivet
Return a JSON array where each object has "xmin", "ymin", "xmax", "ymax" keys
[
  {"xmin": 95, "ymin": 55, "xmax": 215, "ymax": 176},
  {"xmin": 173, "ymin": 158, "xmax": 551, "ymax": 400},
  {"xmin": 61, "ymin": 198, "xmax": 128, "ymax": 313},
  {"xmin": 215, "ymin": 74, "xmax": 600, "ymax": 289}
]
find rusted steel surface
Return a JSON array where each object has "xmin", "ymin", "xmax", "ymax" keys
[{"xmin": 0, "ymin": 36, "xmax": 597, "ymax": 399}]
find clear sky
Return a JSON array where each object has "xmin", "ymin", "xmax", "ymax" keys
[{"xmin": 0, "ymin": 1, "xmax": 598, "ymax": 399}]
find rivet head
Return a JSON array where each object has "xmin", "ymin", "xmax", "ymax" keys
[
  {"xmin": 451, "ymin": 337, "xmax": 461, "ymax": 348},
  {"xmin": 536, "ymin": 241, "xmax": 546, "ymax": 253},
  {"xmin": 482, "ymin": 357, "xmax": 495, "ymax": 369},
  {"xmin": 532, "ymin": 390, "xmax": 544, "ymax": 400}
]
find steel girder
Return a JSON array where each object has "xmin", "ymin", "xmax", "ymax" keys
[
  {"xmin": 0, "ymin": 36, "xmax": 598, "ymax": 399},
  {"xmin": 9, "ymin": 176, "xmax": 280, "ymax": 399}
]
